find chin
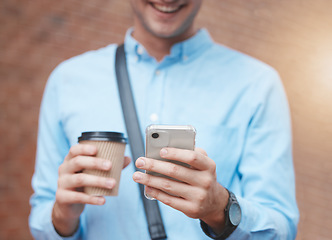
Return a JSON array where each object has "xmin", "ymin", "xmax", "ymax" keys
[
  {"xmin": 147, "ymin": 23, "xmax": 192, "ymax": 40},
  {"xmin": 151, "ymin": 30, "xmax": 179, "ymax": 39}
]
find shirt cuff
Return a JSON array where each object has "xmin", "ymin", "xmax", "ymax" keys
[{"xmin": 45, "ymin": 202, "xmax": 82, "ymax": 240}]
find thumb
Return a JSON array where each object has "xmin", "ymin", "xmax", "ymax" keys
[{"xmin": 123, "ymin": 156, "xmax": 131, "ymax": 169}]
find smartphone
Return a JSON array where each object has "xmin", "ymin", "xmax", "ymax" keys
[{"xmin": 145, "ymin": 124, "xmax": 196, "ymax": 199}]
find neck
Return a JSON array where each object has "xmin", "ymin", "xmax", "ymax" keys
[{"xmin": 132, "ymin": 25, "xmax": 196, "ymax": 62}]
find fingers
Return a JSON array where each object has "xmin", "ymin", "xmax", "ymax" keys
[
  {"xmin": 135, "ymin": 157, "xmax": 198, "ymax": 185},
  {"xmin": 61, "ymin": 144, "xmax": 101, "ymax": 174},
  {"xmin": 59, "ymin": 172, "xmax": 116, "ymax": 190},
  {"xmin": 134, "ymin": 156, "xmax": 213, "ymax": 186},
  {"xmin": 57, "ymin": 145, "xmax": 130, "ymax": 208},
  {"xmin": 62, "ymin": 156, "xmax": 112, "ymax": 174},
  {"xmin": 62, "ymin": 144, "xmax": 130, "ymax": 174},
  {"xmin": 65, "ymin": 144, "xmax": 97, "ymax": 161},
  {"xmin": 133, "ymin": 171, "xmax": 201, "ymax": 199},
  {"xmin": 195, "ymin": 147, "xmax": 208, "ymax": 156},
  {"xmin": 63, "ymin": 156, "xmax": 130, "ymax": 174},
  {"xmin": 133, "ymin": 147, "xmax": 224, "ymax": 223},
  {"xmin": 56, "ymin": 189, "xmax": 105, "ymax": 205},
  {"xmin": 59, "ymin": 146, "xmax": 131, "ymax": 190},
  {"xmin": 143, "ymin": 186, "xmax": 204, "ymax": 219},
  {"xmin": 160, "ymin": 148, "xmax": 214, "ymax": 171}
]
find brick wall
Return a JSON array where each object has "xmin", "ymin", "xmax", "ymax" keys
[{"xmin": 0, "ymin": 0, "xmax": 331, "ymax": 239}]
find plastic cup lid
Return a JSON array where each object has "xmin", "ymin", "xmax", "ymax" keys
[{"xmin": 78, "ymin": 131, "xmax": 127, "ymax": 143}]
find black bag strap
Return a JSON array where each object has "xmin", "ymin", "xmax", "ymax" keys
[{"xmin": 115, "ymin": 44, "xmax": 167, "ymax": 240}]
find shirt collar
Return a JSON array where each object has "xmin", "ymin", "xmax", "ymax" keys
[{"xmin": 124, "ymin": 28, "xmax": 214, "ymax": 63}]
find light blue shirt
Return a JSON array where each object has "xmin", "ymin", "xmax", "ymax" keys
[{"xmin": 29, "ymin": 29, "xmax": 299, "ymax": 239}]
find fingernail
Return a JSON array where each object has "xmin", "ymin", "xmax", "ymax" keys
[
  {"xmin": 160, "ymin": 148, "xmax": 167, "ymax": 157},
  {"xmin": 133, "ymin": 172, "xmax": 143, "ymax": 181},
  {"xmin": 106, "ymin": 179, "xmax": 115, "ymax": 188},
  {"xmin": 103, "ymin": 161, "xmax": 111, "ymax": 170},
  {"xmin": 136, "ymin": 158, "xmax": 145, "ymax": 168}
]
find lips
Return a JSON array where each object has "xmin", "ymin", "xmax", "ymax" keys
[{"xmin": 150, "ymin": 2, "xmax": 183, "ymax": 14}]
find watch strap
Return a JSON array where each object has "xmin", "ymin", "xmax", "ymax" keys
[{"xmin": 200, "ymin": 189, "xmax": 241, "ymax": 240}]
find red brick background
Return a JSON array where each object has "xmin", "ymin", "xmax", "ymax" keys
[{"xmin": 0, "ymin": 1, "xmax": 331, "ymax": 239}]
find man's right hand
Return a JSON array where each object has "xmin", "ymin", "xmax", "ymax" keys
[{"xmin": 52, "ymin": 144, "xmax": 130, "ymax": 236}]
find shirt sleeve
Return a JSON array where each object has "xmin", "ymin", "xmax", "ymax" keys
[
  {"xmin": 29, "ymin": 66, "xmax": 82, "ymax": 240},
  {"xmin": 201, "ymin": 70, "xmax": 299, "ymax": 239},
  {"xmin": 230, "ymin": 71, "xmax": 299, "ymax": 239}
]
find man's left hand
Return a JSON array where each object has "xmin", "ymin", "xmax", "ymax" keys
[{"xmin": 132, "ymin": 147, "xmax": 229, "ymax": 234}]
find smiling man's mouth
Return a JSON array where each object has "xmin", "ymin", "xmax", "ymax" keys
[{"xmin": 151, "ymin": 3, "xmax": 183, "ymax": 13}]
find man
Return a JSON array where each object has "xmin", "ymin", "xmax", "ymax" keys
[{"xmin": 29, "ymin": 0, "xmax": 299, "ymax": 239}]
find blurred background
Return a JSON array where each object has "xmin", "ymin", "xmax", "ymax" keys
[{"xmin": 0, "ymin": 0, "xmax": 331, "ymax": 239}]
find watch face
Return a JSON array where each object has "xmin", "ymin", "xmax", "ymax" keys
[{"xmin": 229, "ymin": 203, "xmax": 241, "ymax": 226}]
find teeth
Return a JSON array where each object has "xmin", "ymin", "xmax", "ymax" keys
[{"xmin": 153, "ymin": 3, "xmax": 180, "ymax": 13}]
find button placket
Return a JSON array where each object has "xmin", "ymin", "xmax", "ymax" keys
[
  {"xmin": 146, "ymin": 66, "xmax": 165, "ymax": 125},
  {"xmin": 149, "ymin": 113, "xmax": 159, "ymax": 122}
]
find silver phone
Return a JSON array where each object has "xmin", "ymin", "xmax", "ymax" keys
[{"xmin": 145, "ymin": 124, "xmax": 196, "ymax": 199}]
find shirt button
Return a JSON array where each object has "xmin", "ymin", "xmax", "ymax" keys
[
  {"xmin": 183, "ymin": 55, "xmax": 188, "ymax": 61},
  {"xmin": 137, "ymin": 46, "xmax": 144, "ymax": 55},
  {"xmin": 155, "ymin": 70, "xmax": 161, "ymax": 76},
  {"xmin": 150, "ymin": 113, "xmax": 159, "ymax": 122}
]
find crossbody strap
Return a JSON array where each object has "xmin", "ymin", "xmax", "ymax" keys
[{"xmin": 115, "ymin": 44, "xmax": 167, "ymax": 240}]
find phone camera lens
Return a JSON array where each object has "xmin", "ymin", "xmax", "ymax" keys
[{"xmin": 152, "ymin": 133, "xmax": 159, "ymax": 139}]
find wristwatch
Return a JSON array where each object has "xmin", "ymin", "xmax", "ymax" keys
[{"xmin": 200, "ymin": 189, "xmax": 242, "ymax": 240}]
